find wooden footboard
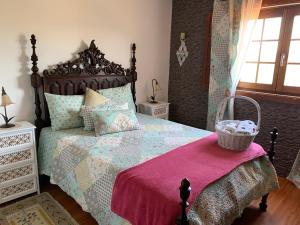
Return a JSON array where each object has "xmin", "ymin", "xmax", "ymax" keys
[
  {"xmin": 178, "ymin": 128, "xmax": 279, "ymax": 225},
  {"xmin": 259, "ymin": 127, "xmax": 278, "ymax": 211}
]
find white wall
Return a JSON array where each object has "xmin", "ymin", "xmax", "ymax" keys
[{"xmin": 0, "ymin": 0, "xmax": 172, "ymax": 123}]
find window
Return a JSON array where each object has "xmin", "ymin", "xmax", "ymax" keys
[{"xmin": 238, "ymin": 6, "xmax": 300, "ymax": 96}]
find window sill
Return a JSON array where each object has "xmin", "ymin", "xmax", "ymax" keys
[{"xmin": 236, "ymin": 89, "xmax": 300, "ymax": 105}]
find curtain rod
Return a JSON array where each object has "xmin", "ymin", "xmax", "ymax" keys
[{"xmin": 262, "ymin": 2, "xmax": 300, "ymax": 9}]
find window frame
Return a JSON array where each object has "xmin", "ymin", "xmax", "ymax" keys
[
  {"xmin": 276, "ymin": 6, "xmax": 300, "ymax": 95},
  {"xmin": 238, "ymin": 5, "xmax": 300, "ymax": 96}
]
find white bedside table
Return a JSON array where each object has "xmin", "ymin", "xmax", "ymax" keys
[
  {"xmin": 0, "ymin": 121, "xmax": 40, "ymax": 204},
  {"xmin": 139, "ymin": 102, "xmax": 170, "ymax": 120}
]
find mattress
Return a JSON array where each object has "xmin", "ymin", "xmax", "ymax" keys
[{"xmin": 38, "ymin": 113, "xmax": 278, "ymax": 225}]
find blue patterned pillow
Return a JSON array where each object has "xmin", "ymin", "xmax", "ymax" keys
[
  {"xmin": 93, "ymin": 109, "xmax": 139, "ymax": 136},
  {"xmin": 98, "ymin": 83, "xmax": 136, "ymax": 111},
  {"xmin": 45, "ymin": 93, "xmax": 84, "ymax": 131},
  {"xmin": 80, "ymin": 103, "xmax": 128, "ymax": 131}
]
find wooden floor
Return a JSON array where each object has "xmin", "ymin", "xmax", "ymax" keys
[{"xmin": 38, "ymin": 177, "xmax": 299, "ymax": 225}]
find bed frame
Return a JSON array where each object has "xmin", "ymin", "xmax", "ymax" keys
[
  {"xmin": 30, "ymin": 34, "xmax": 137, "ymax": 141},
  {"xmin": 30, "ymin": 34, "xmax": 278, "ymax": 225}
]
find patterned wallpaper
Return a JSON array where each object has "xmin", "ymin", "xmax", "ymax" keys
[
  {"xmin": 235, "ymin": 99, "xmax": 300, "ymax": 177},
  {"xmin": 168, "ymin": 0, "xmax": 214, "ymax": 129}
]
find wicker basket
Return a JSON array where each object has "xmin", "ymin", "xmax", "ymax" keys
[{"xmin": 215, "ymin": 95, "xmax": 261, "ymax": 151}]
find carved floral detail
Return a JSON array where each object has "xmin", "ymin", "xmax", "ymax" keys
[{"xmin": 43, "ymin": 40, "xmax": 127, "ymax": 76}]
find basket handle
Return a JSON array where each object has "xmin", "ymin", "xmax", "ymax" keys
[{"xmin": 215, "ymin": 95, "xmax": 261, "ymax": 132}]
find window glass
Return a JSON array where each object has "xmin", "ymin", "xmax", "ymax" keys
[
  {"xmin": 291, "ymin": 15, "xmax": 300, "ymax": 39},
  {"xmin": 284, "ymin": 65, "xmax": 300, "ymax": 87},
  {"xmin": 252, "ymin": 19, "xmax": 264, "ymax": 40},
  {"xmin": 262, "ymin": 17, "xmax": 282, "ymax": 40},
  {"xmin": 260, "ymin": 41, "xmax": 279, "ymax": 62},
  {"xmin": 287, "ymin": 41, "xmax": 300, "ymax": 63},
  {"xmin": 245, "ymin": 42, "xmax": 260, "ymax": 61},
  {"xmin": 238, "ymin": 7, "xmax": 300, "ymax": 95},
  {"xmin": 240, "ymin": 63, "xmax": 257, "ymax": 83},
  {"xmin": 257, "ymin": 64, "xmax": 275, "ymax": 84}
]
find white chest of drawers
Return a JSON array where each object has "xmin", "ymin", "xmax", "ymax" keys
[{"xmin": 0, "ymin": 121, "xmax": 39, "ymax": 204}]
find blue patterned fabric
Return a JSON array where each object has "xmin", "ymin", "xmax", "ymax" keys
[
  {"xmin": 80, "ymin": 103, "xmax": 129, "ymax": 131},
  {"xmin": 207, "ymin": 0, "xmax": 232, "ymax": 131},
  {"xmin": 38, "ymin": 114, "xmax": 278, "ymax": 225},
  {"xmin": 45, "ymin": 93, "xmax": 84, "ymax": 131},
  {"xmin": 93, "ymin": 109, "xmax": 139, "ymax": 136},
  {"xmin": 207, "ymin": 0, "xmax": 262, "ymax": 130},
  {"xmin": 98, "ymin": 83, "xmax": 135, "ymax": 112}
]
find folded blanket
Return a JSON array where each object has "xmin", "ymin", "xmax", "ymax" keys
[
  {"xmin": 224, "ymin": 122, "xmax": 237, "ymax": 133},
  {"xmin": 111, "ymin": 133, "xmax": 266, "ymax": 225}
]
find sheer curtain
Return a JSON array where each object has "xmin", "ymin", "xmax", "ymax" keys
[
  {"xmin": 230, "ymin": 0, "xmax": 262, "ymax": 94},
  {"xmin": 207, "ymin": 0, "xmax": 262, "ymax": 131}
]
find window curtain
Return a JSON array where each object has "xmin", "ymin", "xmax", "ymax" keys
[{"xmin": 206, "ymin": 0, "xmax": 262, "ymax": 131}]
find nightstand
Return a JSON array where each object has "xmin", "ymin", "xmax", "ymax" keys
[
  {"xmin": 0, "ymin": 121, "xmax": 39, "ymax": 204},
  {"xmin": 139, "ymin": 102, "xmax": 170, "ymax": 120}
]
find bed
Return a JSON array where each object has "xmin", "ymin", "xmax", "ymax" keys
[{"xmin": 30, "ymin": 34, "xmax": 279, "ymax": 225}]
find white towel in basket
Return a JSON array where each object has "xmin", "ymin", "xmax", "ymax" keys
[
  {"xmin": 236, "ymin": 120, "xmax": 257, "ymax": 135},
  {"xmin": 224, "ymin": 122, "xmax": 238, "ymax": 134}
]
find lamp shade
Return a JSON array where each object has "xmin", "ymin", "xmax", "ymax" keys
[
  {"xmin": 152, "ymin": 79, "xmax": 162, "ymax": 92},
  {"xmin": 1, "ymin": 87, "xmax": 14, "ymax": 106},
  {"xmin": 154, "ymin": 82, "xmax": 162, "ymax": 92}
]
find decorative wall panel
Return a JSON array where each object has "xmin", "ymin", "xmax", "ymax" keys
[{"xmin": 168, "ymin": 0, "xmax": 214, "ymax": 129}]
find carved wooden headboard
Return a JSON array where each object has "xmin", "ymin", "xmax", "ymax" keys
[{"xmin": 30, "ymin": 34, "xmax": 137, "ymax": 140}]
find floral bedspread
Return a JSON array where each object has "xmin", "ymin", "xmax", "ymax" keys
[{"xmin": 38, "ymin": 113, "xmax": 279, "ymax": 225}]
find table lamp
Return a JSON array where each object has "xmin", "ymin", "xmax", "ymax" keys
[
  {"xmin": 0, "ymin": 87, "xmax": 15, "ymax": 128},
  {"xmin": 149, "ymin": 79, "xmax": 162, "ymax": 104},
  {"xmin": 150, "ymin": 79, "xmax": 161, "ymax": 104}
]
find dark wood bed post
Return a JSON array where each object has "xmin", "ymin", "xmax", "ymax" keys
[
  {"xmin": 259, "ymin": 127, "xmax": 278, "ymax": 211},
  {"xmin": 30, "ymin": 34, "xmax": 43, "ymax": 143},
  {"xmin": 130, "ymin": 43, "xmax": 137, "ymax": 111},
  {"xmin": 177, "ymin": 178, "xmax": 191, "ymax": 225}
]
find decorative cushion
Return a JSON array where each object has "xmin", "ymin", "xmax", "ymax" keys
[
  {"xmin": 84, "ymin": 88, "xmax": 109, "ymax": 107},
  {"xmin": 98, "ymin": 83, "xmax": 136, "ymax": 111},
  {"xmin": 45, "ymin": 93, "xmax": 84, "ymax": 131},
  {"xmin": 80, "ymin": 103, "xmax": 128, "ymax": 131},
  {"xmin": 93, "ymin": 109, "xmax": 139, "ymax": 136}
]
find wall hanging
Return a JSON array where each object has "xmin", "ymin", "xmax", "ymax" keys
[{"xmin": 176, "ymin": 33, "xmax": 189, "ymax": 66}]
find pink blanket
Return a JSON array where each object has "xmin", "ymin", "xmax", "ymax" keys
[{"xmin": 111, "ymin": 133, "xmax": 266, "ymax": 225}]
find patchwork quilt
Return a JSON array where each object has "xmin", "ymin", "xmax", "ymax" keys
[{"xmin": 38, "ymin": 113, "xmax": 279, "ymax": 225}]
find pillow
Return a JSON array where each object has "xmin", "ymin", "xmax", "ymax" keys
[
  {"xmin": 80, "ymin": 103, "xmax": 128, "ymax": 131},
  {"xmin": 45, "ymin": 93, "xmax": 84, "ymax": 131},
  {"xmin": 98, "ymin": 83, "xmax": 136, "ymax": 111},
  {"xmin": 93, "ymin": 109, "xmax": 139, "ymax": 136},
  {"xmin": 84, "ymin": 88, "xmax": 109, "ymax": 107}
]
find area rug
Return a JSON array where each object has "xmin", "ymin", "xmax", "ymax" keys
[{"xmin": 0, "ymin": 192, "xmax": 79, "ymax": 225}]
